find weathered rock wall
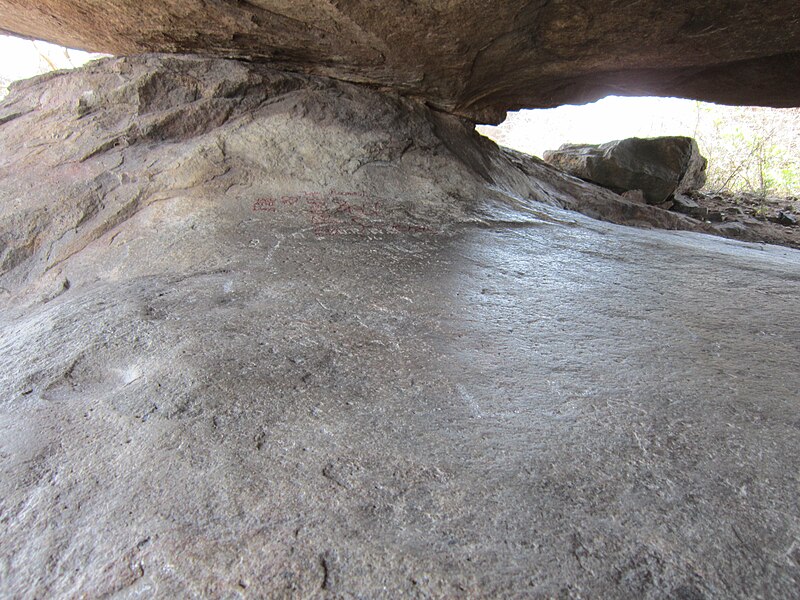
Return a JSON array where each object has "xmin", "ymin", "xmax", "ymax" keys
[{"xmin": 0, "ymin": 54, "xmax": 708, "ymax": 306}]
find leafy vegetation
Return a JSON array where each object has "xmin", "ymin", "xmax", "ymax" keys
[{"xmin": 693, "ymin": 105, "xmax": 800, "ymax": 197}]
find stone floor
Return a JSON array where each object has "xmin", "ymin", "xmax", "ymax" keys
[{"xmin": 2, "ymin": 209, "xmax": 799, "ymax": 598}]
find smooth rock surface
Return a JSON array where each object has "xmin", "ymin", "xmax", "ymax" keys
[
  {"xmin": 2, "ymin": 1, "xmax": 800, "ymax": 121},
  {"xmin": 543, "ymin": 137, "xmax": 708, "ymax": 205},
  {"xmin": 1, "ymin": 56, "xmax": 799, "ymax": 598}
]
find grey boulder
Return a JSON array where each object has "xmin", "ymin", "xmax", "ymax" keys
[{"xmin": 544, "ymin": 137, "xmax": 708, "ymax": 205}]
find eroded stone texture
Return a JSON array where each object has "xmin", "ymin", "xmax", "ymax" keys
[
  {"xmin": 1, "ymin": 1, "xmax": 800, "ymax": 121},
  {"xmin": 0, "ymin": 54, "xmax": 721, "ymax": 300},
  {"xmin": 1, "ymin": 56, "xmax": 799, "ymax": 598}
]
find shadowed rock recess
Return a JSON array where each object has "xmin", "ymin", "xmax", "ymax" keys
[
  {"xmin": 2, "ymin": 0, "xmax": 800, "ymax": 122},
  {"xmin": 1, "ymin": 56, "xmax": 800, "ymax": 598}
]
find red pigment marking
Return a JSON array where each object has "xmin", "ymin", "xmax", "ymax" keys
[
  {"xmin": 252, "ymin": 191, "xmax": 430, "ymax": 235},
  {"xmin": 252, "ymin": 197, "xmax": 276, "ymax": 212},
  {"xmin": 280, "ymin": 195, "xmax": 301, "ymax": 206}
]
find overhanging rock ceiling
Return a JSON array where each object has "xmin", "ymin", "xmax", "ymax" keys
[{"xmin": 1, "ymin": 0, "xmax": 799, "ymax": 122}]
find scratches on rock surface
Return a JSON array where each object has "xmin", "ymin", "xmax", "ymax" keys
[
  {"xmin": 0, "ymin": 53, "xmax": 767, "ymax": 303},
  {"xmin": 0, "ymin": 107, "xmax": 34, "ymax": 127},
  {"xmin": 43, "ymin": 188, "xmax": 148, "ymax": 274},
  {"xmin": 1, "ymin": 56, "xmax": 800, "ymax": 596}
]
